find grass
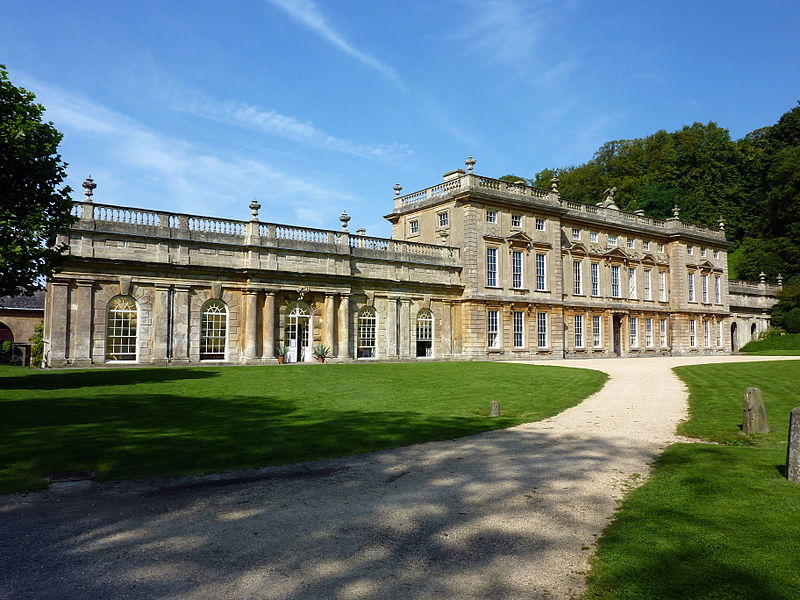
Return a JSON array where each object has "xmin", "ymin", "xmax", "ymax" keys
[
  {"xmin": 741, "ymin": 332, "xmax": 800, "ymax": 355},
  {"xmin": 584, "ymin": 360, "xmax": 800, "ymax": 600},
  {"xmin": 0, "ymin": 361, "xmax": 606, "ymax": 494}
]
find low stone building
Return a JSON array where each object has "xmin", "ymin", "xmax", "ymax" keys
[{"xmin": 42, "ymin": 160, "xmax": 777, "ymax": 367}]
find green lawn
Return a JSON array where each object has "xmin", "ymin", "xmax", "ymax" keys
[
  {"xmin": 584, "ymin": 360, "xmax": 800, "ymax": 600},
  {"xmin": 741, "ymin": 332, "xmax": 800, "ymax": 355},
  {"xmin": 0, "ymin": 361, "xmax": 606, "ymax": 494}
]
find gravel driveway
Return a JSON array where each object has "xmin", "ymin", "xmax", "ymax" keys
[{"xmin": 1, "ymin": 355, "xmax": 795, "ymax": 600}]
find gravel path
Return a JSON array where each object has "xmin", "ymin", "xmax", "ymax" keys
[{"xmin": 1, "ymin": 355, "xmax": 796, "ymax": 600}]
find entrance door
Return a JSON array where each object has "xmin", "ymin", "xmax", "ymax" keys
[
  {"xmin": 731, "ymin": 322, "xmax": 738, "ymax": 352},
  {"xmin": 286, "ymin": 306, "xmax": 310, "ymax": 362},
  {"xmin": 612, "ymin": 314, "xmax": 622, "ymax": 356}
]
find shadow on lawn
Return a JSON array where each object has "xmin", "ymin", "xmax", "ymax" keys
[{"xmin": 0, "ymin": 368, "xmax": 219, "ymax": 390}]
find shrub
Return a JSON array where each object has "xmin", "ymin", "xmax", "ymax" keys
[
  {"xmin": 784, "ymin": 308, "xmax": 800, "ymax": 333},
  {"xmin": 28, "ymin": 321, "xmax": 44, "ymax": 367}
]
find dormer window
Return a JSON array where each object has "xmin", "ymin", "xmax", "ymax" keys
[{"xmin": 486, "ymin": 210, "xmax": 497, "ymax": 223}]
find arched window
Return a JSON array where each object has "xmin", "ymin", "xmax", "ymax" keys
[
  {"xmin": 106, "ymin": 296, "xmax": 137, "ymax": 361},
  {"xmin": 357, "ymin": 307, "xmax": 376, "ymax": 358},
  {"xmin": 200, "ymin": 300, "xmax": 227, "ymax": 360},
  {"xmin": 416, "ymin": 309, "xmax": 433, "ymax": 358},
  {"xmin": 0, "ymin": 322, "xmax": 13, "ymax": 364},
  {"xmin": 751, "ymin": 323, "xmax": 758, "ymax": 341}
]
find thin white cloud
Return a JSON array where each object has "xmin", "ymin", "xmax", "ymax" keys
[
  {"xmin": 178, "ymin": 98, "xmax": 412, "ymax": 164},
  {"xmin": 24, "ymin": 78, "xmax": 359, "ymax": 225},
  {"xmin": 264, "ymin": 0, "xmax": 403, "ymax": 88}
]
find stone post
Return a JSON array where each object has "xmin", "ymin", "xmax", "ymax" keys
[
  {"xmin": 172, "ymin": 285, "xmax": 191, "ymax": 364},
  {"xmin": 787, "ymin": 407, "xmax": 800, "ymax": 483},
  {"xmin": 262, "ymin": 291, "xmax": 275, "ymax": 359},
  {"xmin": 337, "ymin": 293, "xmax": 350, "ymax": 358},
  {"xmin": 72, "ymin": 280, "xmax": 94, "ymax": 366},
  {"xmin": 243, "ymin": 290, "xmax": 259, "ymax": 361},
  {"xmin": 324, "ymin": 293, "xmax": 336, "ymax": 351},
  {"xmin": 47, "ymin": 282, "xmax": 70, "ymax": 367},
  {"xmin": 743, "ymin": 387, "xmax": 770, "ymax": 434}
]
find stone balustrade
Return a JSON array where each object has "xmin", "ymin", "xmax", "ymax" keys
[
  {"xmin": 394, "ymin": 173, "xmax": 552, "ymax": 210},
  {"xmin": 71, "ymin": 201, "xmax": 460, "ymax": 267}
]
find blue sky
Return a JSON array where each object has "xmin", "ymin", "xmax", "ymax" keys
[{"xmin": 3, "ymin": 0, "xmax": 799, "ymax": 236}]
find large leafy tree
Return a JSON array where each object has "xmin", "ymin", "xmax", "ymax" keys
[{"xmin": 0, "ymin": 65, "xmax": 74, "ymax": 298}]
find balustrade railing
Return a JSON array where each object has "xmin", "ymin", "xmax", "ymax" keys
[{"xmin": 396, "ymin": 173, "xmax": 549, "ymax": 206}]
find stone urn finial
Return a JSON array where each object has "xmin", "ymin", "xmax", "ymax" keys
[
  {"xmin": 393, "ymin": 183, "xmax": 403, "ymax": 197},
  {"xmin": 340, "ymin": 211, "xmax": 351, "ymax": 230},
  {"xmin": 356, "ymin": 227, "xmax": 366, "ymax": 236},
  {"xmin": 465, "ymin": 155, "xmax": 476, "ymax": 172},
  {"xmin": 550, "ymin": 177, "xmax": 559, "ymax": 193},
  {"xmin": 82, "ymin": 175, "xmax": 97, "ymax": 201},
  {"xmin": 672, "ymin": 204, "xmax": 681, "ymax": 218},
  {"xmin": 777, "ymin": 273, "xmax": 784, "ymax": 287},
  {"xmin": 249, "ymin": 198, "xmax": 261, "ymax": 221},
  {"xmin": 718, "ymin": 216, "xmax": 725, "ymax": 231},
  {"xmin": 759, "ymin": 271, "xmax": 766, "ymax": 284}
]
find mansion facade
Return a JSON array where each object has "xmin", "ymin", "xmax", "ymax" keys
[{"xmin": 42, "ymin": 161, "xmax": 778, "ymax": 367}]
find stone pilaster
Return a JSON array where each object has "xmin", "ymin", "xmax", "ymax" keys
[
  {"xmin": 172, "ymin": 285, "xmax": 191, "ymax": 364},
  {"xmin": 72, "ymin": 280, "xmax": 94, "ymax": 366},
  {"xmin": 337, "ymin": 293, "xmax": 350, "ymax": 358},
  {"xmin": 152, "ymin": 283, "xmax": 171, "ymax": 364},
  {"xmin": 262, "ymin": 291, "xmax": 276, "ymax": 358},
  {"xmin": 399, "ymin": 299, "xmax": 412, "ymax": 358},
  {"xmin": 442, "ymin": 300, "xmax": 453, "ymax": 356},
  {"xmin": 243, "ymin": 290, "xmax": 259, "ymax": 361},
  {"xmin": 324, "ymin": 293, "xmax": 336, "ymax": 351},
  {"xmin": 47, "ymin": 281, "xmax": 70, "ymax": 367}
]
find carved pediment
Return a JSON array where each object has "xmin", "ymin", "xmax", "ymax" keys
[
  {"xmin": 602, "ymin": 247, "xmax": 630, "ymax": 260},
  {"xmin": 568, "ymin": 242, "xmax": 589, "ymax": 255},
  {"xmin": 506, "ymin": 231, "xmax": 534, "ymax": 249},
  {"xmin": 641, "ymin": 252, "xmax": 658, "ymax": 264}
]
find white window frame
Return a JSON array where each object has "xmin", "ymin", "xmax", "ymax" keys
[
  {"xmin": 106, "ymin": 295, "xmax": 138, "ymax": 362},
  {"xmin": 717, "ymin": 320, "xmax": 723, "ymax": 346},
  {"xmin": 660, "ymin": 318, "xmax": 668, "ymax": 347},
  {"xmin": 629, "ymin": 317, "xmax": 638, "ymax": 348},
  {"xmin": 658, "ymin": 242, "xmax": 665, "ymax": 253},
  {"xmin": 357, "ymin": 307, "xmax": 377, "ymax": 358},
  {"xmin": 644, "ymin": 269, "xmax": 652, "ymax": 300},
  {"xmin": 700, "ymin": 247, "xmax": 707, "ymax": 258},
  {"xmin": 713, "ymin": 249, "xmax": 720, "ymax": 259},
  {"xmin": 592, "ymin": 315, "xmax": 602, "ymax": 348},
  {"xmin": 702, "ymin": 274, "xmax": 709, "ymax": 303},
  {"xmin": 513, "ymin": 310, "xmax": 524, "ymax": 348},
  {"xmin": 200, "ymin": 300, "xmax": 228, "ymax": 361},
  {"xmin": 608, "ymin": 234, "xmax": 618, "ymax": 247},
  {"xmin": 627, "ymin": 237, "xmax": 635, "ymax": 249},
  {"xmin": 537, "ymin": 312, "xmax": 548, "ymax": 348},
  {"xmin": 688, "ymin": 272, "xmax": 696, "ymax": 302},
  {"xmin": 704, "ymin": 320, "xmax": 711, "ymax": 347},
  {"xmin": 437, "ymin": 211, "xmax": 449, "ymax": 228},
  {"xmin": 511, "ymin": 214, "xmax": 522, "ymax": 228},
  {"xmin": 535, "ymin": 217, "xmax": 545, "ymax": 231},
  {"xmin": 512, "ymin": 250, "xmax": 523, "ymax": 289},
  {"xmin": 643, "ymin": 240, "xmax": 651, "ymax": 251},
  {"xmin": 611, "ymin": 265, "xmax": 621, "ymax": 298},
  {"xmin": 645, "ymin": 318, "xmax": 654, "ymax": 348},
  {"xmin": 487, "ymin": 247, "xmax": 498, "ymax": 287},
  {"xmin": 659, "ymin": 271, "xmax": 667, "ymax": 302},
  {"xmin": 574, "ymin": 314, "xmax": 584, "ymax": 348},
  {"xmin": 689, "ymin": 319, "xmax": 697, "ymax": 347},
  {"xmin": 628, "ymin": 267, "xmax": 637, "ymax": 300},
  {"xmin": 591, "ymin": 263, "xmax": 600, "ymax": 296},
  {"xmin": 536, "ymin": 253, "xmax": 547, "ymax": 291},
  {"xmin": 572, "ymin": 228, "xmax": 581, "ymax": 241},
  {"xmin": 687, "ymin": 245, "xmax": 694, "ymax": 255},
  {"xmin": 573, "ymin": 260, "xmax": 583, "ymax": 295},
  {"xmin": 487, "ymin": 309, "xmax": 500, "ymax": 348},
  {"xmin": 590, "ymin": 231, "xmax": 598, "ymax": 243},
  {"xmin": 714, "ymin": 276, "xmax": 721, "ymax": 304},
  {"xmin": 486, "ymin": 209, "xmax": 498, "ymax": 224},
  {"xmin": 409, "ymin": 219, "xmax": 419, "ymax": 235}
]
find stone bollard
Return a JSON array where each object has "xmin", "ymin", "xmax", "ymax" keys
[
  {"xmin": 490, "ymin": 401, "xmax": 500, "ymax": 418},
  {"xmin": 742, "ymin": 387, "xmax": 770, "ymax": 434},
  {"xmin": 787, "ymin": 407, "xmax": 800, "ymax": 483}
]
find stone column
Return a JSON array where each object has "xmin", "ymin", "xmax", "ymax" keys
[
  {"xmin": 324, "ymin": 293, "xmax": 336, "ymax": 351},
  {"xmin": 386, "ymin": 297, "xmax": 398, "ymax": 358},
  {"xmin": 399, "ymin": 299, "xmax": 412, "ymax": 358},
  {"xmin": 262, "ymin": 291, "xmax": 275, "ymax": 359},
  {"xmin": 47, "ymin": 281, "xmax": 70, "ymax": 367},
  {"xmin": 243, "ymin": 290, "xmax": 259, "ymax": 361},
  {"xmin": 152, "ymin": 283, "xmax": 171, "ymax": 364},
  {"xmin": 172, "ymin": 285, "xmax": 191, "ymax": 364},
  {"xmin": 337, "ymin": 293, "xmax": 350, "ymax": 358},
  {"xmin": 73, "ymin": 280, "xmax": 95, "ymax": 366},
  {"xmin": 442, "ymin": 300, "xmax": 453, "ymax": 356}
]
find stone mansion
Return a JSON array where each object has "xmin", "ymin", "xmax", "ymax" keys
[{"xmin": 42, "ymin": 159, "xmax": 778, "ymax": 367}]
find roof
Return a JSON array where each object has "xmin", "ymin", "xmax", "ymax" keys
[{"xmin": 0, "ymin": 289, "xmax": 45, "ymax": 310}]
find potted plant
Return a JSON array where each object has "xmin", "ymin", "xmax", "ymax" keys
[
  {"xmin": 276, "ymin": 345, "xmax": 290, "ymax": 364},
  {"xmin": 312, "ymin": 344, "xmax": 332, "ymax": 363}
]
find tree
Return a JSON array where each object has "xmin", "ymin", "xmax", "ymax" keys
[{"xmin": 0, "ymin": 65, "xmax": 73, "ymax": 298}]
